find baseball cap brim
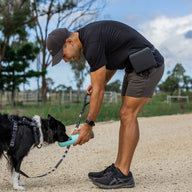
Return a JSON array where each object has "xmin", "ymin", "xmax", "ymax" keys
[{"xmin": 52, "ymin": 47, "xmax": 63, "ymax": 66}]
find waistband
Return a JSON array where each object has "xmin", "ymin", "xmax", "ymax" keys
[{"xmin": 151, "ymin": 46, "xmax": 164, "ymax": 67}]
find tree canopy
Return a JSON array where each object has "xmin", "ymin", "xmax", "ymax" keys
[
  {"xmin": 0, "ymin": 0, "xmax": 45, "ymax": 106},
  {"xmin": 158, "ymin": 63, "xmax": 192, "ymax": 95},
  {"xmin": 0, "ymin": 42, "xmax": 44, "ymax": 106}
]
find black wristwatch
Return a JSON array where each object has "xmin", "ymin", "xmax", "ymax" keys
[{"xmin": 85, "ymin": 120, "xmax": 95, "ymax": 127}]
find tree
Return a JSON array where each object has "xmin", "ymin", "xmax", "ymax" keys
[
  {"xmin": 172, "ymin": 63, "xmax": 185, "ymax": 80},
  {"xmin": 0, "ymin": 0, "xmax": 34, "ymax": 70},
  {"xmin": 0, "ymin": 0, "xmax": 46, "ymax": 106},
  {"xmin": 105, "ymin": 80, "xmax": 121, "ymax": 93},
  {"xmin": 171, "ymin": 63, "xmax": 185, "ymax": 95},
  {"xmin": 158, "ymin": 63, "xmax": 192, "ymax": 95},
  {"xmin": 158, "ymin": 73, "xmax": 179, "ymax": 95},
  {"xmin": 46, "ymin": 77, "xmax": 55, "ymax": 92},
  {"xmin": 183, "ymin": 75, "xmax": 192, "ymax": 91},
  {"xmin": 70, "ymin": 53, "xmax": 87, "ymax": 101},
  {"xmin": 53, "ymin": 84, "xmax": 68, "ymax": 104},
  {"xmin": 1, "ymin": 42, "xmax": 44, "ymax": 106},
  {"xmin": 54, "ymin": 84, "xmax": 67, "ymax": 92},
  {"xmin": 31, "ymin": 0, "xmax": 105, "ymax": 104}
]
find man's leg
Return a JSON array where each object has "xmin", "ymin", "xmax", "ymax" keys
[{"xmin": 115, "ymin": 96, "xmax": 149, "ymax": 175}]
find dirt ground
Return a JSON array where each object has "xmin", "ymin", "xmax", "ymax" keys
[{"xmin": 0, "ymin": 113, "xmax": 191, "ymax": 192}]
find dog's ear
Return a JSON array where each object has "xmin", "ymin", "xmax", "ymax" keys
[
  {"xmin": 47, "ymin": 115, "xmax": 56, "ymax": 143},
  {"xmin": 48, "ymin": 114, "xmax": 57, "ymax": 121},
  {"xmin": 47, "ymin": 114, "xmax": 53, "ymax": 119},
  {"xmin": 48, "ymin": 114, "xmax": 57, "ymax": 130}
]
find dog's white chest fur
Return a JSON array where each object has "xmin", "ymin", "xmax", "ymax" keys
[{"xmin": 32, "ymin": 115, "xmax": 44, "ymax": 145}]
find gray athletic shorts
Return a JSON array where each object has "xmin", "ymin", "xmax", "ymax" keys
[{"xmin": 121, "ymin": 64, "xmax": 164, "ymax": 98}]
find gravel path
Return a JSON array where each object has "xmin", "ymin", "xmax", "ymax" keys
[{"xmin": 0, "ymin": 113, "xmax": 191, "ymax": 192}]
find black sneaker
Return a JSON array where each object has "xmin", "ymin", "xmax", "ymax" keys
[
  {"xmin": 88, "ymin": 164, "xmax": 115, "ymax": 180},
  {"xmin": 92, "ymin": 167, "xmax": 135, "ymax": 189}
]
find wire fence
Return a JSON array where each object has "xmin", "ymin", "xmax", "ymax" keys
[
  {"xmin": 167, "ymin": 95, "xmax": 189, "ymax": 104},
  {"xmin": 0, "ymin": 90, "xmax": 121, "ymax": 106}
]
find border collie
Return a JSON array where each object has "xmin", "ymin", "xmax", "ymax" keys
[{"xmin": 0, "ymin": 113, "xmax": 69, "ymax": 190}]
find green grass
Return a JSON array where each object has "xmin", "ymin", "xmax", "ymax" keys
[{"xmin": 1, "ymin": 93, "xmax": 192, "ymax": 126}]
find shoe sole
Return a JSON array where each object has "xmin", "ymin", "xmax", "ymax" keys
[
  {"xmin": 88, "ymin": 175, "xmax": 95, "ymax": 180},
  {"xmin": 92, "ymin": 180, "xmax": 135, "ymax": 189},
  {"xmin": 88, "ymin": 171, "xmax": 114, "ymax": 181}
]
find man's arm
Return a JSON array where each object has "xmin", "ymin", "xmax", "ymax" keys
[
  {"xmin": 87, "ymin": 66, "xmax": 106, "ymax": 121},
  {"xmin": 105, "ymin": 69, "xmax": 117, "ymax": 85},
  {"xmin": 86, "ymin": 68, "xmax": 117, "ymax": 121},
  {"xmin": 73, "ymin": 66, "xmax": 106, "ymax": 145},
  {"xmin": 86, "ymin": 69, "xmax": 117, "ymax": 95}
]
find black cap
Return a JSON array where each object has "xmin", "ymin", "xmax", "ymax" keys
[{"xmin": 47, "ymin": 28, "xmax": 70, "ymax": 66}]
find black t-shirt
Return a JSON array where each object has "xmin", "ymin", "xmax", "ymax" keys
[{"xmin": 78, "ymin": 20, "xmax": 154, "ymax": 72}]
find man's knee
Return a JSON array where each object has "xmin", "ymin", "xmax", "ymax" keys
[{"xmin": 119, "ymin": 107, "xmax": 137, "ymax": 121}]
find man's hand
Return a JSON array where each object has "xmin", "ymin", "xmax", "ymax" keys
[
  {"xmin": 72, "ymin": 123, "xmax": 93, "ymax": 146},
  {"xmin": 72, "ymin": 66, "xmax": 107, "ymax": 146},
  {"xmin": 86, "ymin": 85, "xmax": 93, "ymax": 95}
]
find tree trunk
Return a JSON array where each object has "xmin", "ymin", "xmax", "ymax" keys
[
  {"xmin": 0, "ymin": 37, "xmax": 9, "ymax": 71},
  {"xmin": 41, "ymin": 48, "xmax": 47, "ymax": 104},
  {"xmin": 77, "ymin": 86, "xmax": 81, "ymax": 102},
  {"xmin": 42, "ymin": 75, "xmax": 47, "ymax": 104},
  {"xmin": 11, "ymin": 89, "xmax": 15, "ymax": 107}
]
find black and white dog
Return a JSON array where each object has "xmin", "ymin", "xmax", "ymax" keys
[{"xmin": 0, "ymin": 113, "xmax": 69, "ymax": 190}]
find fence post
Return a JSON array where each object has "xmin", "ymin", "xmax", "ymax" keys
[
  {"xmin": 114, "ymin": 92, "xmax": 117, "ymax": 103},
  {"xmin": 62, "ymin": 91, "xmax": 65, "ymax": 104},
  {"xmin": 0, "ymin": 91, "xmax": 2, "ymax": 106},
  {"xmin": 36, "ymin": 91, "xmax": 38, "ymax": 104},
  {"xmin": 70, "ymin": 89, "xmax": 72, "ymax": 103}
]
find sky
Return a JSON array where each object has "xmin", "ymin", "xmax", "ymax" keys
[{"xmin": 26, "ymin": 0, "xmax": 192, "ymax": 90}]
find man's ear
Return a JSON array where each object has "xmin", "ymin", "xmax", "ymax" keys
[{"xmin": 65, "ymin": 38, "xmax": 73, "ymax": 44}]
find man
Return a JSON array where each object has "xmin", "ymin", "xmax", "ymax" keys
[{"xmin": 46, "ymin": 20, "xmax": 164, "ymax": 189}]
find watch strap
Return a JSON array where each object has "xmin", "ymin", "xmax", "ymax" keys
[{"xmin": 85, "ymin": 120, "xmax": 95, "ymax": 126}]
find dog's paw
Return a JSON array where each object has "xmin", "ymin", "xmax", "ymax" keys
[
  {"xmin": 19, "ymin": 181, "xmax": 25, "ymax": 186},
  {"xmin": 13, "ymin": 185, "xmax": 25, "ymax": 190}
]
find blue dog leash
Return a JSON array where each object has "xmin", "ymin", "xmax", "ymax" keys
[{"xmin": 19, "ymin": 93, "xmax": 91, "ymax": 178}]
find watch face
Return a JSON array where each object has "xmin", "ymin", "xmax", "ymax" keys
[
  {"xmin": 89, "ymin": 121, "xmax": 94, "ymax": 126},
  {"xmin": 86, "ymin": 120, "xmax": 95, "ymax": 126}
]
